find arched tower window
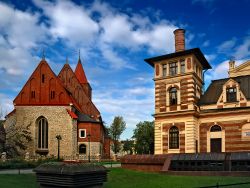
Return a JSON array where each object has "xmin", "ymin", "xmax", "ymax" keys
[
  {"xmin": 210, "ymin": 125, "xmax": 221, "ymax": 132},
  {"xmin": 37, "ymin": 117, "xmax": 48, "ymax": 149},
  {"xmin": 79, "ymin": 144, "xmax": 87, "ymax": 154},
  {"xmin": 169, "ymin": 87, "xmax": 177, "ymax": 105},
  {"xmin": 169, "ymin": 126, "xmax": 179, "ymax": 149}
]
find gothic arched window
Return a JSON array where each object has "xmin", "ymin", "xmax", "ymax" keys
[
  {"xmin": 169, "ymin": 126, "xmax": 179, "ymax": 149},
  {"xmin": 37, "ymin": 117, "xmax": 48, "ymax": 149}
]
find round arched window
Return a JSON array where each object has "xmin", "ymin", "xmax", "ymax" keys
[
  {"xmin": 210, "ymin": 125, "xmax": 222, "ymax": 132},
  {"xmin": 169, "ymin": 126, "xmax": 179, "ymax": 149},
  {"xmin": 169, "ymin": 87, "xmax": 177, "ymax": 105}
]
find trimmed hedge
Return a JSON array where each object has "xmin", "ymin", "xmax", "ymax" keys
[{"xmin": 0, "ymin": 158, "xmax": 62, "ymax": 170}]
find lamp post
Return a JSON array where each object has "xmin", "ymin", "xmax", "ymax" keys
[
  {"xmin": 56, "ymin": 135, "xmax": 62, "ymax": 161},
  {"xmin": 87, "ymin": 133, "xmax": 91, "ymax": 163}
]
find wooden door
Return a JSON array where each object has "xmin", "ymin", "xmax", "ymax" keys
[{"xmin": 210, "ymin": 138, "xmax": 222, "ymax": 153}]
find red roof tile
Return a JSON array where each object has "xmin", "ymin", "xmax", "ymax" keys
[
  {"xmin": 75, "ymin": 59, "xmax": 88, "ymax": 84},
  {"xmin": 66, "ymin": 109, "xmax": 78, "ymax": 119}
]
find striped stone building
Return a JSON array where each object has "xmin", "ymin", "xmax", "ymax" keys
[{"xmin": 145, "ymin": 29, "xmax": 250, "ymax": 154}]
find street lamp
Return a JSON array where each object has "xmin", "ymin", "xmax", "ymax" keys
[
  {"xmin": 87, "ymin": 133, "xmax": 91, "ymax": 163},
  {"xmin": 56, "ymin": 135, "xmax": 62, "ymax": 161}
]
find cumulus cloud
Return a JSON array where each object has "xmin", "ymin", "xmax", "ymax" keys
[
  {"xmin": 33, "ymin": 0, "xmax": 99, "ymax": 46},
  {"xmin": 217, "ymin": 38, "xmax": 237, "ymax": 53},
  {"xmin": 0, "ymin": 0, "xmax": 187, "ymax": 138},
  {"xmin": 33, "ymin": 0, "xmax": 179, "ymax": 70},
  {"xmin": 0, "ymin": 2, "xmax": 47, "ymax": 76},
  {"xmin": 233, "ymin": 38, "xmax": 250, "ymax": 59},
  {"xmin": 0, "ymin": 93, "xmax": 14, "ymax": 119},
  {"xmin": 93, "ymin": 86, "xmax": 154, "ymax": 130}
]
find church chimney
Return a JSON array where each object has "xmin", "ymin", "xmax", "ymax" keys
[{"xmin": 174, "ymin": 29, "xmax": 185, "ymax": 52}]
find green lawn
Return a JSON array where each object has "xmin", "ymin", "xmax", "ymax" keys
[
  {"xmin": 105, "ymin": 168, "xmax": 250, "ymax": 188},
  {"xmin": 1, "ymin": 168, "xmax": 250, "ymax": 188}
]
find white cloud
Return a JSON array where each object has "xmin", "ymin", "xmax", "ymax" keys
[
  {"xmin": 33, "ymin": 0, "xmax": 99, "ymax": 46},
  {"xmin": 233, "ymin": 38, "xmax": 250, "ymax": 59},
  {"xmin": 217, "ymin": 38, "xmax": 237, "ymax": 53},
  {"xmin": 0, "ymin": 93, "xmax": 14, "ymax": 119},
  {"xmin": 32, "ymin": 0, "xmax": 179, "ymax": 70},
  {"xmin": 93, "ymin": 86, "xmax": 154, "ymax": 131},
  {"xmin": 205, "ymin": 59, "xmax": 248, "ymax": 89}
]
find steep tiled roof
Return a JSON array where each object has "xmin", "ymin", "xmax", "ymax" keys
[
  {"xmin": 66, "ymin": 109, "xmax": 78, "ymax": 119},
  {"xmin": 75, "ymin": 59, "xmax": 88, "ymax": 84},
  {"xmin": 75, "ymin": 111, "xmax": 99, "ymax": 123},
  {"xmin": 199, "ymin": 75, "xmax": 250, "ymax": 105}
]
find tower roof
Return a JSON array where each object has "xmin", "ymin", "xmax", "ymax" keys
[{"xmin": 75, "ymin": 59, "xmax": 88, "ymax": 84}]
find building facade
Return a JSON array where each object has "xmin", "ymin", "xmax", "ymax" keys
[
  {"xmin": 4, "ymin": 57, "xmax": 111, "ymax": 159},
  {"xmin": 145, "ymin": 29, "xmax": 250, "ymax": 154}
]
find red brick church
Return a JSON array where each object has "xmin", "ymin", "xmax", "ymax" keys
[{"xmin": 5, "ymin": 56, "xmax": 111, "ymax": 159}]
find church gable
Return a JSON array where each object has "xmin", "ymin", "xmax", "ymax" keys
[
  {"xmin": 58, "ymin": 63, "xmax": 100, "ymax": 116},
  {"xmin": 14, "ymin": 59, "xmax": 71, "ymax": 106}
]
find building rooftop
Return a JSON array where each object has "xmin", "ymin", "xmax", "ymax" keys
[
  {"xmin": 199, "ymin": 75, "xmax": 250, "ymax": 105},
  {"xmin": 144, "ymin": 48, "xmax": 212, "ymax": 70}
]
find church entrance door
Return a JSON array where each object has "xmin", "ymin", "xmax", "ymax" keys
[{"xmin": 210, "ymin": 138, "xmax": 222, "ymax": 153}]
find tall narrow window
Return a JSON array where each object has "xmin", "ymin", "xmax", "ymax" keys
[
  {"xmin": 169, "ymin": 87, "xmax": 177, "ymax": 105},
  {"xmin": 169, "ymin": 126, "xmax": 179, "ymax": 149},
  {"xmin": 226, "ymin": 87, "xmax": 236, "ymax": 102},
  {"xmin": 180, "ymin": 60, "xmax": 185, "ymax": 73},
  {"xmin": 169, "ymin": 62, "xmax": 178, "ymax": 76},
  {"xmin": 42, "ymin": 74, "xmax": 45, "ymax": 83},
  {"xmin": 38, "ymin": 117, "xmax": 48, "ymax": 149},
  {"xmin": 31, "ymin": 91, "xmax": 35, "ymax": 99},
  {"xmin": 50, "ymin": 91, "xmax": 55, "ymax": 99},
  {"xmin": 162, "ymin": 64, "xmax": 167, "ymax": 77}
]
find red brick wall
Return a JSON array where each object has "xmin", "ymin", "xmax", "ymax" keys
[
  {"xmin": 14, "ymin": 60, "xmax": 71, "ymax": 106},
  {"xmin": 58, "ymin": 64, "xmax": 100, "ymax": 116},
  {"xmin": 103, "ymin": 137, "xmax": 111, "ymax": 158},
  {"xmin": 78, "ymin": 122, "xmax": 104, "ymax": 143}
]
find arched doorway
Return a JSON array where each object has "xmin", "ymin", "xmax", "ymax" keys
[{"xmin": 210, "ymin": 125, "xmax": 222, "ymax": 153}]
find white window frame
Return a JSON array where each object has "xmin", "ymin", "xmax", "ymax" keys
[{"xmin": 79, "ymin": 129, "xmax": 86, "ymax": 138}]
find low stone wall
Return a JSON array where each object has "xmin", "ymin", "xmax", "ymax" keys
[
  {"xmin": 121, "ymin": 152, "xmax": 250, "ymax": 175},
  {"xmin": 162, "ymin": 171, "xmax": 250, "ymax": 177},
  {"xmin": 120, "ymin": 154, "xmax": 171, "ymax": 172}
]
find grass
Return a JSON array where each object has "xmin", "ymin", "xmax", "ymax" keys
[
  {"xmin": 0, "ymin": 174, "xmax": 38, "ymax": 188},
  {"xmin": 1, "ymin": 168, "xmax": 250, "ymax": 188},
  {"xmin": 103, "ymin": 168, "xmax": 250, "ymax": 188}
]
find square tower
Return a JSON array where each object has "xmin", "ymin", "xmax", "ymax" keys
[{"xmin": 145, "ymin": 29, "xmax": 211, "ymax": 154}]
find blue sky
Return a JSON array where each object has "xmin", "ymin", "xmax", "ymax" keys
[{"xmin": 0, "ymin": 0, "xmax": 250, "ymax": 139}]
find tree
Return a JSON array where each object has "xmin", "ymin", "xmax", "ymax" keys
[
  {"xmin": 0, "ymin": 120, "xmax": 5, "ymax": 153},
  {"xmin": 133, "ymin": 121, "xmax": 154, "ymax": 154},
  {"xmin": 4, "ymin": 116, "xmax": 32, "ymax": 157},
  {"xmin": 122, "ymin": 139, "xmax": 134, "ymax": 154},
  {"xmin": 109, "ymin": 116, "xmax": 126, "ymax": 154}
]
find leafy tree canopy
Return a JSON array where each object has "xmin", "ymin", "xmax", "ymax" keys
[
  {"xmin": 133, "ymin": 121, "xmax": 154, "ymax": 154},
  {"xmin": 109, "ymin": 116, "xmax": 126, "ymax": 154}
]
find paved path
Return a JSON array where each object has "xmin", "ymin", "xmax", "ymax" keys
[
  {"xmin": 0, "ymin": 169, "xmax": 34, "ymax": 174},
  {"xmin": 0, "ymin": 163, "xmax": 121, "ymax": 174}
]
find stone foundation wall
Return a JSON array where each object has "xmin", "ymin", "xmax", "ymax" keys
[{"xmin": 13, "ymin": 106, "xmax": 77, "ymax": 157}]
